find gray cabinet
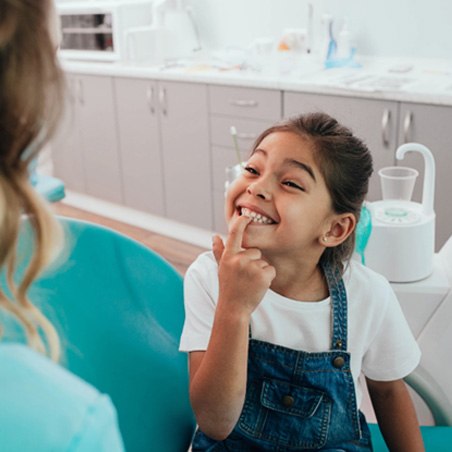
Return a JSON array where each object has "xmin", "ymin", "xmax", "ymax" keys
[
  {"xmin": 56, "ymin": 75, "xmax": 212, "ymax": 230},
  {"xmin": 159, "ymin": 81, "xmax": 212, "ymax": 230},
  {"xmin": 284, "ymin": 92, "xmax": 399, "ymax": 202},
  {"xmin": 397, "ymin": 102, "xmax": 452, "ymax": 249},
  {"xmin": 53, "ymin": 74, "xmax": 123, "ymax": 203},
  {"xmin": 114, "ymin": 78, "xmax": 165, "ymax": 216},
  {"xmin": 209, "ymin": 85, "xmax": 282, "ymax": 233},
  {"xmin": 115, "ymin": 78, "xmax": 212, "ymax": 229}
]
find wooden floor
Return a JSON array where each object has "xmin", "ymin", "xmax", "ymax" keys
[{"xmin": 52, "ymin": 202, "xmax": 207, "ymax": 275}]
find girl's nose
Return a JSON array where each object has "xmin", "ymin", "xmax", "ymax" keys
[{"xmin": 246, "ymin": 181, "xmax": 272, "ymax": 200}]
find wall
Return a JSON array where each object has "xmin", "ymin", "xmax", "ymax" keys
[
  {"xmin": 191, "ymin": 0, "xmax": 451, "ymax": 60},
  {"xmin": 55, "ymin": 0, "xmax": 451, "ymax": 60}
]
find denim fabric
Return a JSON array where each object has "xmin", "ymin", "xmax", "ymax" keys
[{"xmin": 192, "ymin": 264, "xmax": 373, "ymax": 451}]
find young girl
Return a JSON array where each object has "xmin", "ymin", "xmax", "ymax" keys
[{"xmin": 180, "ymin": 113, "xmax": 424, "ymax": 451}]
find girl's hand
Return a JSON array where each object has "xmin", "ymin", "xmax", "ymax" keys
[{"xmin": 212, "ymin": 215, "xmax": 276, "ymax": 316}]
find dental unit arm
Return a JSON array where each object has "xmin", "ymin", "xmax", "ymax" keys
[{"xmin": 396, "ymin": 143, "xmax": 436, "ymax": 217}]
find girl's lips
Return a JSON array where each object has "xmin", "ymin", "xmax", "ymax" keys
[{"xmin": 238, "ymin": 206, "xmax": 277, "ymax": 225}]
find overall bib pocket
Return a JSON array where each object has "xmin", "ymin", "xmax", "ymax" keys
[{"xmin": 238, "ymin": 378, "xmax": 332, "ymax": 449}]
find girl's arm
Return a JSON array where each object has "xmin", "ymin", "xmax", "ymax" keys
[
  {"xmin": 189, "ymin": 311, "xmax": 249, "ymax": 440},
  {"xmin": 366, "ymin": 377, "xmax": 425, "ymax": 452},
  {"xmin": 189, "ymin": 215, "xmax": 275, "ymax": 440}
]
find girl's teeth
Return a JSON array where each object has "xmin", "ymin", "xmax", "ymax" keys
[{"xmin": 241, "ymin": 207, "xmax": 273, "ymax": 224}]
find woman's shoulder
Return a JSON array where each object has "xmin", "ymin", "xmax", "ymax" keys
[
  {"xmin": 0, "ymin": 343, "xmax": 123, "ymax": 451},
  {"xmin": 0, "ymin": 343, "xmax": 99, "ymax": 400}
]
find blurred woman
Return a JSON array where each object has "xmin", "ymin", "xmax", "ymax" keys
[{"xmin": 0, "ymin": 1, "xmax": 124, "ymax": 449}]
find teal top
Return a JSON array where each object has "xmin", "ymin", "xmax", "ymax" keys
[{"xmin": 0, "ymin": 343, "xmax": 124, "ymax": 452}]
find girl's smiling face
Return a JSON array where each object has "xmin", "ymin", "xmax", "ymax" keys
[{"xmin": 225, "ymin": 131, "xmax": 337, "ymax": 259}]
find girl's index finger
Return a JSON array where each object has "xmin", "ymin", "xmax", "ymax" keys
[{"xmin": 225, "ymin": 215, "xmax": 251, "ymax": 254}]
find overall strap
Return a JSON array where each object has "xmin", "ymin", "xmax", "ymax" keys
[{"xmin": 322, "ymin": 262, "xmax": 348, "ymax": 351}]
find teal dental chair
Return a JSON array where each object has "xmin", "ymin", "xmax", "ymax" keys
[
  {"xmin": 369, "ymin": 365, "xmax": 452, "ymax": 450},
  {"xmin": 29, "ymin": 158, "xmax": 65, "ymax": 203},
  {"xmin": 3, "ymin": 217, "xmax": 195, "ymax": 452},
  {"xmin": 31, "ymin": 173, "xmax": 65, "ymax": 203}
]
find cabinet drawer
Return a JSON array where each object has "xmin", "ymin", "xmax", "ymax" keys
[
  {"xmin": 209, "ymin": 85, "xmax": 281, "ymax": 120},
  {"xmin": 210, "ymin": 116, "xmax": 273, "ymax": 150}
]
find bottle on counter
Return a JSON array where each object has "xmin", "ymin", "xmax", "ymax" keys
[{"xmin": 336, "ymin": 18, "xmax": 352, "ymax": 60}]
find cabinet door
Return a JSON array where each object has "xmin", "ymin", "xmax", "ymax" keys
[
  {"xmin": 284, "ymin": 92, "xmax": 399, "ymax": 201},
  {"xmin": 398, "ymin": 103, "xmax": 452, "ymax": 249},
  {"xmin": 159, "ymin": 81, "xmax": 212, "ymax": 230},
  {"xmin": 114, "ymin": 78, "xmax": 165, "ymax": 216},
  {"xmin": 77, "ymin": 74, "xmax": 123, "ymax": 203},
  {"xmin": 52, "ymin": 75, "xmax": 86, "ymax": 192}
]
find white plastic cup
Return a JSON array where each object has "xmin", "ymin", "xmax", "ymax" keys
[{"xmin": 378, "ymin": 166, "xmax": 419, "ymax": 201}]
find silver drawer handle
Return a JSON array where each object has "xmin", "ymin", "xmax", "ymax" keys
[
  {"xmin": 229, "ymin": 99, "xmax": 258, "ymax": 108},
  {"xmin": 403, "ymin": 111, "xmax": 413, "ymax": 143},
  {"xmin": 236, "ymin": 132, "xmax": 257, "ymax": 140},
  {"xmin": 146, "ymin": 85, "xmax": 155, "ymax": 114},
  {"xmin": 381, "ymin": 109, "xmax": 391, "ymax": 148},
  {"xmin": 159, "ymin": 87, "xmax": 167, "ymax": 116}
]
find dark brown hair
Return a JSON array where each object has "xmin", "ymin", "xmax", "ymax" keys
[
  {"xmin": 251, "ymin": 112, "xmax": 373, "ymax": 273},
  {"xmin": 0, "ymin": 0, "xmax": 66, "ymax": 360}
]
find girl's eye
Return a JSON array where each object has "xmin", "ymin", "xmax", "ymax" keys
[
  {"xmin": 283, "ymin": 180, "xmax": 305, "ymax": 191},
  {"xmin": 243, "ymin": 166, "xmax": 259, "ymax": 175}
]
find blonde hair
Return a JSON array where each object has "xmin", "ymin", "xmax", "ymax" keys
[{"xmin": 0, "ymin": 0, "xmax": 66, "ymax": 361}]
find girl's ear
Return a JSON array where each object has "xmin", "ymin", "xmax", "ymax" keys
[{"xmin": 320, "ymin": 213, "xmax": 356, "ymax": 247}]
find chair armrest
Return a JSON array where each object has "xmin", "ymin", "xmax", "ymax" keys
[{"xmin": 405, "ymin": 366, "xmax": 452, "ymax": 426}]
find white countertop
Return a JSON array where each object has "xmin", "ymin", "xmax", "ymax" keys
[{"xmin": 61, "ymin": 54, "xmax": 452, "ymax": 107}]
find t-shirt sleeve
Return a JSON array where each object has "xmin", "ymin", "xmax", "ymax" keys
[
  {"xmin": 179, "ymin": 252, "xmax": 218, "ymax": 352},
  {"xmin": 361, "ymin": 279, "xmax": 421, "ymax": 381}
]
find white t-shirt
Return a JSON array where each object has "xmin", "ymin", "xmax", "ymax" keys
[{"xmin": 180, "ymin": 251, "xmax": 421, "ymax": 408}]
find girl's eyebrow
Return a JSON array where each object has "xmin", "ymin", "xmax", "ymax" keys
[
  {"xmin": 252, "ymin": 147, "xmax": 316, "ymax": 182},
  {"xmin": 284, "ymin": 158, "xmax": 317, "ymax": 182},
  {"xmin": 252, "ymin": 148, "xmax": 267, "ymax": 157}
]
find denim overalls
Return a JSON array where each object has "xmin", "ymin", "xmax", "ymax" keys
[{"xmin": 192, "ymin": 263, "xmax": 372, "ymax": 451}]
